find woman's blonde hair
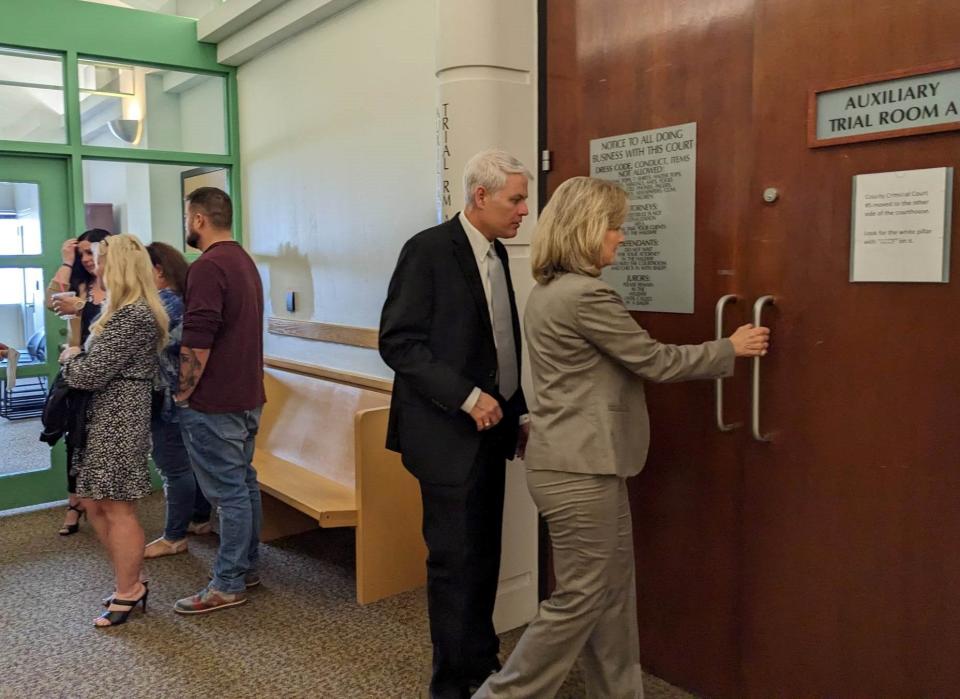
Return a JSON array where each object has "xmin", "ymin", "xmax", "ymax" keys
[
  {"xmin": 90, "ymin": 234, "xmax": 169, "ymax": 351},
  {"xmin": 531, "ymin": 176, "xmax": 628, "ymax": 284}
]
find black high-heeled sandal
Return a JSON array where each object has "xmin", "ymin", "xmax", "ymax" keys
[
  {"xmin": 58, "ymin": 504, "xmax": 86, "ymax": 536},
  {"xmin": 95, "ymin": 584, "xmax": 148, "ymax": 628},
  {"xmin": 102, "ymin": 578, "xmax": 149, "ymax": 607}
]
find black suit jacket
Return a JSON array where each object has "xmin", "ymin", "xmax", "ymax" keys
[{"xmin": 379, "ymin": 215, "xmax": 528, "ymax": 486}]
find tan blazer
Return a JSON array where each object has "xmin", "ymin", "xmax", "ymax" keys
[{"xmin": 523, "ymin": 273, "xmax": 734, "ymax": 478}]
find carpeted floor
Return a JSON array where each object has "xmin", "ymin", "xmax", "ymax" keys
[
  {"xmin": 0, "ymin": 417, "xmax": 50, "ymax": 476},
  {"xmin": 0, "ymin": 493, "xmax": 695, "ymax": 698}
]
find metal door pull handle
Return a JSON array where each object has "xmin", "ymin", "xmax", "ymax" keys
[
  {"xmin": 715, "ymin": 294, "xmax": 740, "ymax": 432},
  {"xmin": 752, "ymin": 295, "xmax": 775, "ymax": 442}
]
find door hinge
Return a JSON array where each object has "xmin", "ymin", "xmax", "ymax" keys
[{"xmin": 541, "ymin": 149, "xmax": 552, "ymax": 172}]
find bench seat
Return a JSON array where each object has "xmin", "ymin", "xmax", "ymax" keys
[
  {"xmin": 255, "ymin": 449, "xmax": 357, "ymax": 528},
  {"xmin": 255, "ymin": 361, "xmax": 426, "ymax": 604}
]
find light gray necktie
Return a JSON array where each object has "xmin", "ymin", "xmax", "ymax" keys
[{"xmin": 487, "ymin": 245, "xmax": 518, "ymax": 399}]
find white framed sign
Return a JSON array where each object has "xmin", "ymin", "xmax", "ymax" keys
[
  {"xmin": 850, "ymin": 167, "xmax": 953, "ymax": 283},
  {"xmin": 810, "ymin": 61, "xmax": 960, "ymax": 147}
]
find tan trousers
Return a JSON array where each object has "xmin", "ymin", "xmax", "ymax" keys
[{"xmin": 474, "ymin": 470, "xmax": 643, "ymax": 699}]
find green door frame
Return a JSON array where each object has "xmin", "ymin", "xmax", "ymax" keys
[
  {"xmin": 0, "ymin": 0, "xmax": 241, "ymax": 509},
  {"xmin": 0, "ymin": 155, "xmax": 72, "ymax": 510}
]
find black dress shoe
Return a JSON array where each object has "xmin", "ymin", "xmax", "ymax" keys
[
  {"xmin": 466, "ymin": 669, "xmax": 497, "ymax": 696},
  {"xmin": 428, "ymin": 689, "xmax": 470, "ymax": 699}
]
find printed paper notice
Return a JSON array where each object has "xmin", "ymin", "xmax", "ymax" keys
[
  {"xmin": 851, "ymin": 167, "xmax": 952, "ymax": 282},
  {"xmin": 590, "ymin": 123, "xmax": 696, "ymax": 312}
]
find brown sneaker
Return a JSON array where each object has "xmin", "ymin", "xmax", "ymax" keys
[
  {"xmin": 173, "ymin": 587, "xmax": 247, "ymax": 615},
  {"xmin": 144, "ymin": 537, "xmax": 187, "ymax": 559}
]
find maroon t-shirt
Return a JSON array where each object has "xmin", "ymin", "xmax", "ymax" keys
[{"xmin": 181, "ymin": 240, "xmax": 266, "ymax": 413}]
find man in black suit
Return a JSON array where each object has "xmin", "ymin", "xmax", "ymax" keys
[{"xmin": 379, "ymin": 149, "xmax": 532, "ymax": 699}]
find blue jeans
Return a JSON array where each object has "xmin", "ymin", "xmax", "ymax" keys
[
  {"xmin": 179, "ymin": 406, "xmax": 263, "ymax": 594},
  {"xmin": 151, "ymin": 417, "xmax": 211, "ymax": 541}
]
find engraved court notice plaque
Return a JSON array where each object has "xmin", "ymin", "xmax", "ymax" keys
[{"xmin": 590, "ymin": 122, "xmax": 696, "ymax": 313}]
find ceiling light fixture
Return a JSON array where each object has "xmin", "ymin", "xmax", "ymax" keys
[{"xmin": 107, "ymin": 118, "xmax": 142, "ymax": 144}]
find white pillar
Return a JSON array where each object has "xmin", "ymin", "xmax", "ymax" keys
[
  {"xmin": 436, "ymin": 0, "xmax": 540, "ymax": 632},
  {"xmin": 436, "ymin": 0, "xmax": 538, "ymax": 244}
]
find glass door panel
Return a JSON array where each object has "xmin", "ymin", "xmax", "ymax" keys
[
  {"xmin": 82, "ymin": 159, "xmax": 229, "ymax": 251},
  {"xmin": 0, "ymin": 181, "xmax": 42, "ymax": 255}
]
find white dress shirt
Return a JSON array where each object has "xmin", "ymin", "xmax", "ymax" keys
[
  {"xmin": 458, "ymin": 211, "xmax": 496, "ymax": 414},
  {"xmin": 456, "ymin": 212, "xmax": 528, "ymax": 428}
]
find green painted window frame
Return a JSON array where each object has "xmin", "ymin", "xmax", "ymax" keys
[{"xmin": 0, "ymin": 0, "xmax": 243, "ymax": 246}]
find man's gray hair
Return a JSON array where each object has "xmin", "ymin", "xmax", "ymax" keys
[{"xmin": 463, "ymin": 149, "xmax": 533, "ymax": 207}]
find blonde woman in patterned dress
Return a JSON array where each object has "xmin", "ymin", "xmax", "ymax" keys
[{"xmin": 59, "ymin": 234, "xmax": 168, "ymax": 628}]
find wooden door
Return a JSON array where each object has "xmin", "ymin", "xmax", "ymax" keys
[
  {"xmin": 544, "ymin": 0, "xmax": 960, "ymax": 696},
  {"xmin": 741, "ymin": 1, "xmax": 960, "ymax": 695},
  {"xmin": 545, "ymin": 2, "xmax": 757, "ymax": 696}
]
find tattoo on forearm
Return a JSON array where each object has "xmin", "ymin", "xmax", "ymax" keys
[{"xmin": 179, "ymin": 347, "xmax": 203, "ymax": 393}]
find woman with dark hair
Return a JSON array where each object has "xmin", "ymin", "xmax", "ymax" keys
[
  {"xmin": 143, "ymin": 242, "xmax": 212, "ymax": 559},
  {"xmin": 46, "ymin": 228, "xmax": 113, "ymax": 536}
]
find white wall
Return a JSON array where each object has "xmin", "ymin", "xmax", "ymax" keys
[
  {"xmin": 144, "ymin": 73, "xmax": 183, "ymax": 151},
  {"xmin": 82, "ymin": 159, "xmax": 131, "ymax": 236},
  {"xmin": 235, "ymin": 0, "xmax": 539, "ymax": 634},
  {"xmin": 179, "ymin": 77, "xmax": 226, "ymax": 153},
  {"xmin": 238, "ymin": 0, "xmax": 438, "ymax": 379},
  {"xmin": 148, "ymin": 164, "xmax": 185, "ymax": 247}
]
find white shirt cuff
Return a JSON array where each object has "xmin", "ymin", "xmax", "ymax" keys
[{"xmin": 460, "ymin": 386, "xmax": 481, "ymax": 414}]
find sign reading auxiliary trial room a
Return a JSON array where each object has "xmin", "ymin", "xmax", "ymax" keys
[
  {"xmin": 811, "ymin": 63, "xmax": 960, "ymax": 147},
  {"xmin": 850, "ymin": 167, "xmax": 953, "ymax": 283},
  {"xmin": 590, "ymin": 123, "xmax": 696, "ymax": 313}
]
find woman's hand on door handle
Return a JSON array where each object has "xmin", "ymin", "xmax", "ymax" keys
[{"xmin": 730, "ymin": 324, "xmax": 770, "ymax": 357}]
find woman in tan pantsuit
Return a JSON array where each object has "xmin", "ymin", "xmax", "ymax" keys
[{"xmin": 474, "ymin": 177, "xmax": 770, "ymax": 699}]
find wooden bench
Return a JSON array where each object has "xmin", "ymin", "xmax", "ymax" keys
[{"xmin": 255, "ymin": 359, "xmax": 426, "ymax": 604}]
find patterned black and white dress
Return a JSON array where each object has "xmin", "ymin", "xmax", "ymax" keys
[{"xmin": 62, "ymin": 300, "xmax": 159, "ymax": 501}]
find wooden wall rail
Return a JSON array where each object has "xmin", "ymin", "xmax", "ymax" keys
[
  {"xmin": 263, "ymin": 355, "xmax": 392, "ymax": 394},
  {"xmin": 267, "ymin": 317, "xmax": 379, "ymax": 350}
]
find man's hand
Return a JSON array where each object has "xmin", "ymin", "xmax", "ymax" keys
[
  {"xmin": 469, "ymin": 391, "xmax": 503, "ymax": 431},
  {"xmin": 0, "ymin": 342, "xmax": 8, "ymax": 360},
  {"xmin": 515, "ymin": 422, "xmax": 530, "ymax": 459}
]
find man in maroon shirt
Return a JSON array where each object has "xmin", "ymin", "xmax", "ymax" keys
[{"xmin": 172, "ymin": 187, "xmax": 266, "ymax": 615}]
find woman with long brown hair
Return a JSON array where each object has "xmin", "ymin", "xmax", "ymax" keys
[{"xmin": 142, "ymin": 242, "xmax": 212, "ymax": 559}]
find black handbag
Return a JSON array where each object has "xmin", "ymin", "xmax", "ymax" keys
[
  {"xmin": 151, "ymin": 388, "xmax": 166, "ymax": 420},
  {"xmin": 39, "ymin": 370, "xmax": 91, "ymax": 449}
]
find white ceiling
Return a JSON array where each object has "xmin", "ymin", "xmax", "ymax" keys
[
  {"xmin": 81, "ymin": 0, "xmax": 173, "ymax": 11},
  {"xmin": 79, "ymin": 0, "xmax": 223, "ymax": 18}
]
